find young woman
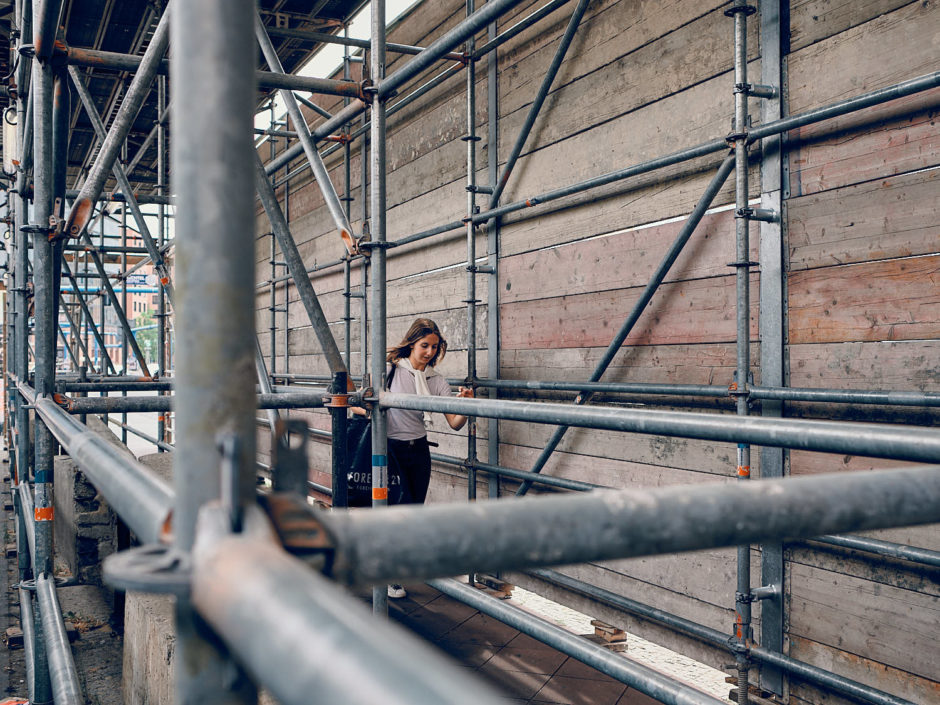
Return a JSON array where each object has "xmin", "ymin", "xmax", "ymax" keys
[{"xmin": 385, "ymin": 318, "xmax": 473, "ymax": 598}]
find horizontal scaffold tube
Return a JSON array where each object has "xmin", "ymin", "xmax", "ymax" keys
[
  {"xmin": 809, "ymin": 534, "xmax": 940, "ymax": 568},
  {"xmin": 19, "ymin": 384, "xmax": 172, "ymax": 544},
  {"xmin": 431, "ymin": 578, "xmax": 725, "ymax": 705},
  {"xmin": 36, "ymin": 575, "xmax": 83, "ymax": 704},
  {"xmin": 476, "ymin": 378, "xmax": 729, "ymax": 398},
  {"xmin": 323, "ymin": 465, "xmax": 940, "ymax": 587},
  {"xmin": 59, "ymin": 380, "xmax": 174, "ymax": 393},
  {"xmin": 379, "ymin": 393, "xmax": 940, "ymax": 463},
  {"xmin": 61, "ymin": 45, "xmax": 363, "ymax": 97},
  {"xmin": 749, "ymin": 385, "xmax": 940, "ymax": 407},
  {"xmin": 377, "ymin": 0, "xmax": 530, "ymax": 98},
  {"xmin": 65, "ymin": 390, "xmax": 334, "ymax": 414},
  {"xmin": 191, "ymin": 506, "xmax": 502, "ymax": 705}
]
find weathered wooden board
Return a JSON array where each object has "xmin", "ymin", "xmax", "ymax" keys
[
  {"xmin": 788, "ymin": 0, "xmax": 915, "ymax": 52},
  {"xmin": 500, "ymin": 207, "xmax": 743, "ymax": 303},
  {"xmin": 788, "ymin": 562, "xmax": 940, "ymax": 681},
  {"xmin": 500, "ymin": 272, "xmax": 759, "ymax": 349},
  {"xmin": 787, "ymin": 544, "xmax": 940, "ymax": 597},
  {"xmin": 788, "ymin": 635, "xmax": 940, "ymax": 705},
  {"xmin": 787, "ymin": 2, "xmax": 940, "ymax": 116},
  {"xmin": 788, "ymin": 255, "xmax": 940, "ymax": 345},
  {"xmin": 497, "ymin": 4, "xmax": 747, "ymax": 132},
  {"xmin": 500, "ymin": 342, "xmax": 753, "ymax": 386},
  {"xmin": 497, "ymin": 441, "xmax": 735, "ymax": 489},
  {"xmin": 788, "ymin": 90, "xmax": 940, "ymax": 198},
  {"xmin": 499, "ymin": 420, "xmax": 744, "ymax": 478},
  {"xmin": 788, "ymin": 167, "xmax": 940, "ymax": 270},
  {"xmin": 789, "ymin": 341, "xmax": 940, "ymax": 392}
]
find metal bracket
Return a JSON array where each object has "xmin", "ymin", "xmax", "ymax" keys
[
  {"xmin": 271, "ymin": 419, "xmax": 309, "ymax": 496},
  {"xmin": 103, "ymin": 544, "xmax": 191, "ymax": 595},
  {"xmin": 736, "ymin": 207, "xmax": 779, "ymax": 223},
  {"xmin": 724, "ymin": 3, "xmax": 757, "ymax": 17},
  {"xmin": 750, "ymin": 583, "xmax": 781, "ymax": 601},
  {"xmin": 258, "ymin": 492, "xmax": 336, "ymax": 574}
]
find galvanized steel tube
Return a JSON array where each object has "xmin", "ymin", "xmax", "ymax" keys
[
  {"xmin": 172, "ymin": 0, "xmax": 258, "ymax": 700},
  {"xmin": 380, "ymin": 392, "xmax": 940, "ymax": 464},
  {"xmin": 36, "ymin": 574, "xmax": 83, "ymax": 704},
  {"xmin": 27, "ymin": 393, "xmax": 172, "ymax": 545},
  {"xmin": 64, "ymin": 9, "xmax": 169, "ymax": 240},
  {"xmin": 810, "ymin": 534, "xmax": 940, "ymax": 568},
  {"xmin": 326, "ymin": 465, "xmax": 940, "ymax": 587},
  {"xmin": 370, "ymin": 0, "xmax": 390, "ymax": 616},
  {"xmin": 190, "ymin": 508, "xmax": 502, "ymax": 705},
  {"xmin": 19, "ymin": 587, "xmax": 37, "ymax": 703},
  {"xmin": 254, "ymin": 152, "xmax": 347, "ymax": 374},
  {"xmin": 378, "ymin": 0, "xmax": 529, "ymax": 99},
  {"xmin": 516, "ymin": 154, "xmax": 736, "ymax": 495}
]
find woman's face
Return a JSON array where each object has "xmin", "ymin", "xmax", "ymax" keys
[{"xmin": 408, "ymin": 333, "xmax": 440, "ymax": 371}]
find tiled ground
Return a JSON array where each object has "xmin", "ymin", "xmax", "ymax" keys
[{"xmin": 379, "ymin": 583, "xmax": 667, "ymax": 705}]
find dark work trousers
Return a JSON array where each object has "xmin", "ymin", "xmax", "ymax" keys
[{"xmin": 388, "ymin": 436, "xmax": 432, "ymax": 505}]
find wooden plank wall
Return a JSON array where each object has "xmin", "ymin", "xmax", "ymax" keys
[{"xmin": 255, "ymin": 0, "xmax": 940, "ymax": 701}]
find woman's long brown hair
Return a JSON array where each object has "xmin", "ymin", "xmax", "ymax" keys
[{"xmin": 386, "ymin": 317, "xmax": 448, "ymax": 367}]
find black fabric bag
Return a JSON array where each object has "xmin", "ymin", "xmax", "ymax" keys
[
  {"xmin": 345, "ymin": 366, "xmax": 404, "ymax": 507},
  {"xmin": 345, "ymin": 416, "xmax": 404, "ymax": 507}
]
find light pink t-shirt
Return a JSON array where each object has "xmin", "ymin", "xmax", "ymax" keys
[{"xmin": 386, "ymin": 364, "xmax": 452, "ymax": 440}]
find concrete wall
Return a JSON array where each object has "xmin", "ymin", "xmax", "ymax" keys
[{"xmin": 255, "ymin": 1, "xmax": 940, "ymax": 702}]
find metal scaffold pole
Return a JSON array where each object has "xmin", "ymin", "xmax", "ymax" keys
[
  {"xmin": 170, "ymin": 0, "xmax": 258, "ymax": 702},
  {"xmin": 727, "ymin": 5, "xmax": 755, "ymax": 703},
  {"xmin": 369, "ymin": 0, "xmax": 389, "ymax": 617}
]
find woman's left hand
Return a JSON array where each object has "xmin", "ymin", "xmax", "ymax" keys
[{"xmin": 456, "ymin": 386, "xmax": 474, "ymax": 398}]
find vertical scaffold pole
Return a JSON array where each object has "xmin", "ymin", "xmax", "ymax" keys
[
  {"xmin": 30, "ymin": 1, "xmax": 56, "ymax": 701},
  {"xmin": 758, "ymin": 0, "xmax": 786, "ymax": 695},
  {"xmin": 464, "ymin": 0, "xmax": 479, "ymax": 510},
  {"xmin": 727, "ymin": 4, "xmax": 755, "ymax": 705},
  {"xmin": 486, "ymin": 14, "xmax": 499, "ymax": 501},
  {"xmin": 171, "ymin": 1, "xmax": 258, "ymax": 702},
  {"xmin": 156, "ymin": 74, "xmax": 167, "ymax": 448},
  {"xmin": 370, "ymin": 0, "xmax": 389, "ymax": 617}
]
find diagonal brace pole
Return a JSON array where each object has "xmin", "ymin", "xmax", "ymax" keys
[
  {"xmin": 60, "ymin": 257, "xmax": 117, "ymax": 375},
  {"xmin": 62, "ymin": 8, "xmax": 170, "ymax": 240},
  {"xmin": 254, "ymin": 152, "xmax": 348, "ymax": 377},
  {"xmin": 77, "ymin": 231, "xmax": 152, "ymax": 378},
  {"xmin": 489, "ymin": 0, "xmax": 591, "ymax": 208},
  {"xmin": 255, "ymin": 14, "xmax": 358, "ymax": 253},
  {"xmin": 517, "ymin": 153, "xmax": 736, "ymax": 495},
  {"xmin": 67, "ymin": 66, "xmax": 175, "ymax": 302},
  {"xmin": 58, "ymin": 295, "xmax": 98, "ymax": 374}
]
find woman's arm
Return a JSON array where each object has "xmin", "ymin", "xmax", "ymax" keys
[{"xmin": 444, "ymin": 386, "xmax": 474, "ymax": 430}]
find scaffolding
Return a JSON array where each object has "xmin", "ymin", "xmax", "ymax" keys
[{"xmin": 2, "ymin": 1, "xmax": 939, "ymax": 704}]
